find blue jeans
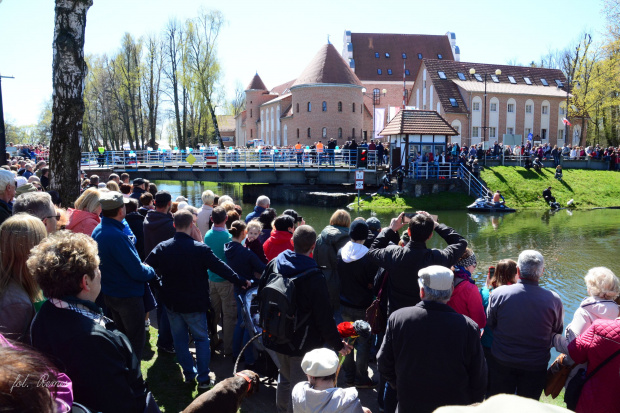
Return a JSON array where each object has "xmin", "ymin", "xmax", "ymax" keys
[
  {"xmin": 166, "ymin": 310, "xmax": 211, "ymax": 383},
  {"xmin": 233, "ymin": 292, "xmax": 255, "ymax": 365},
  {"xmin": 156, "ymin": 304, "xmax": 174, "ymax": 349},
  {"xmin": 341, "ymin": 305, "xmax": 371, "ymax": 383}
]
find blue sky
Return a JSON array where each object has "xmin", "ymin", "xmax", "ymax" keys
[{"xmin": 0, "ymin": 0, "xmax": 607, "ymax": 126}]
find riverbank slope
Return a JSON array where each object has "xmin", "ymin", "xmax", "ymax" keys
[{"xmin": 353, "ymin": 167, "xmax": 619, "ymax": 211}]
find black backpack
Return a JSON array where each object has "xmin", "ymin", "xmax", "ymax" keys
[{"xmin": 258, "ymin": 267, "xmax": 319, "ymax": 350}]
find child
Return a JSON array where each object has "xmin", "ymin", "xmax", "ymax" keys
[
  {"xmin": 555, "ymin": 165, "xmax": 563, "ymax": 181},
  {"xmin": 245, "ymin": 219, "xmax": 268, "ymax": 264}
]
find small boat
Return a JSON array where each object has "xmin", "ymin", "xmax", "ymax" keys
[{"xmin": 467, "ymin": 197, "xmax": 516, "ymax": 213}]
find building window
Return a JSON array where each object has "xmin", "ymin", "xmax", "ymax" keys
[
  {"xmin": 296, "ymin": 103, "xmax": 299, "ymax": 113},
  {"xmin": 508, "ymin": 76, "xmax": 516, "ymax": 84},
  {"xmin": 404, "ymin": 89, "xmax": 408, "ymax": 103},
  {"xmin": 454, "ymin": 125, "xmax": 460, "ymax": 134},
  {"xmin": 541, "ymin": 129, "xmax": 547, "ymax": 139},
  {"xmin": 385, "ymin": 52, "xmax": 390, "ymax": 58},
  {"xmin": 375, "ymin": 52, "xmax": 379, "ymax": 58},
  {"xmin": 540, "ymin": 78, "xmax": 549, "ymax": 86},
  {"xmin": 523, "ymin": 77, "xmax": 532, "ymax": 85},
  {"xmin": 449, "ymin": 98, "xmax": 458, "ymax": 107},
  {"xmin": 402, "ymin": 53, "xmax": 407, "ymax": 59},
  {"xmin": 338, "ymin": 127, "xmax": 342, "ymax": 138},
  {"xmin": 559, "ymin": 106, "xmax": 565, "ymax": 115},
  {"xmin": 387, "ymin": 69, "xmax": 393, "ymax": 75},
  {"xmin": 373, "ymin": 89, "xmax": 381, "ymax": 105},
  {"xmin": 296, "ymin": 128, "xmax": 299, "ymax": 138},
  {"xmin": 338, "ymin": 101, "xmax": 342, "ymax": 112},
  {"xmin": 525, "ymin": 128, "xmax": 532, "ymax": 136},
  {"xmin": 405, "ymin": 69, "xmax": 410, "ymax": 75},
  {"xmin": 457, "ymin": 72, "xmax": 466, "ymax": 81},
  {"xmin": 490, "ymin": 103, "xmax": 497, "ymax": 112},
  {"xmin": 490, "ymin": 127, "xmax": 497, "ymax": 138},
  {"xmin": 555, "ymin": 79, "xmax": 564, "ymax": 87},
  {"xmin": 437, "ymin": 54, "xmax": 443, "ymax": 59},
  {"xmin": 352, "ymin": 103, "xmax": 356, "ymax": 112},
  {"xmin": 322, "ymin": 127, "xmax": 327, "ymax": 138},
  {"xmin": 307, "ymin": 128, "xmax": 311, "ymax": 138},
  {"xmin": 377, "ymin": 69, "xmax": 382, "ymax": 75},
  {"xmin": 474, "ymin": 74, "xmax": 483, "ymax": 82},
  {"xmin": 542, "ymin": 105, "xmax": 549, "ymax": 114},
  {"xmin": 251, "ymin": 129, "xmax": 253, "ymax": 138},
  {"xmin": 526, "ymin": 104, "xmax": 532, "ymax": 113},
  {"xmin": 507, "ymin": 104, "xmax": 515, "ymax": 113},
  {"xmin": 322, "ymin": 101, "xmax": 327, "ymax": 112},
  {"xmin": 473, "ymin": 102, "xmax": 480, "ymax": 111},
  {"xmin": 438, "ymin": 71, "xmax": 447, "ymax": 79},
  {"xmin": 250, "ymin": 109, "xmax": 252, "ymax": 118},
  {"xmin": 418, "ymin": 53, "xmax": 423, "ymax": 59},
  {"xmin": 352, "ymin": 128, "xmax": 356, "ymax": 138},
  {"xmin": 507, "ymin": 127, "xmax": 514, "ymax": 134},
  {"xmin": 472, "ymin": 127, "xmax": 479, "ymax": 137},
  {"xmin": 491, "ymin": 74, "xmax": 499, "ymax": 83},
  {"xmin": 307, "ymin": 102, "xmax": 311, "ymax": 112},
  {"xmin": 558, "ymin": 130, "xmax": 564, "ymax": 140}
]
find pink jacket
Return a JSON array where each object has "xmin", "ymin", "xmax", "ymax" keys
[
  {"xmin": 447, "ymin": 280, "xmax": 487, "ymax": 328},
  {"xmin": 568, "ymin": 318, "xmax": 620, "ymax": 413},
  {"xmin": 65, "ymin": 208, "xmax": 100, "ymax": 236}
]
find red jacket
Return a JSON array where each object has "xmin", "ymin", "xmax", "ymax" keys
[
  {"xmin": 568, "ymin": 318, "xmax": 620, "ymax": 413},
  {"xmin": 447, "ymin": 280, "xmax": 487, "ymax": 328},
  {"xmin": 263, "ymin": 230, "xmax": 293, "ymax": 262},
  {"xmin": 65, "ymin": 208, "xmax": 100, "ymax": 236}
]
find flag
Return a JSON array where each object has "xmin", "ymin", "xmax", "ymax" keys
[{"xmin": 562, "ymin": 117, "xmax": 572, "ymax": 126}]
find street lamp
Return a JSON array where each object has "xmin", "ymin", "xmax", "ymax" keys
[{"xmin": 469, "ymin": 68, "xmax": 501, "ymax": 147}]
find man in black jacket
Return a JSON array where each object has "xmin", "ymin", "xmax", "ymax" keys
[
  {"xmin": 378, "ymin": 265, "xmax": 487, "ymax": 413},
  {"xmin": 258, "ymin": 225, "xmax": 352, "ymax": 413},
  {"xmin": 337, "ymin": 219, "xmax": 379, "ymax": 388},
  {"xmin": 145, "ymin": 210, "xmax": 249, "ymax": 389},
  {"xmin": 368, "ymin": 211, "xmax": 467, "ymax": 316}
]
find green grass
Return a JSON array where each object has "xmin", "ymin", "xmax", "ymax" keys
[
  {"xmin": 480, "ymin": 166, "xmax": 620, "ymax": 209},
  {"xmin": 353, "ymin": 192, "xmax": 476, "ymax": 211},
  {"xmin": 141, "ymin": 328, "xmax": 199, "ymax": 412}
]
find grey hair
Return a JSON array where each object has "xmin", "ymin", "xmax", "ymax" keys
[
  {"xmin": 12, "ymin": 192, "xmax": 54, "ymax": 220},
  {"xmin": 517, "ymin": 250, "xmax": 545, "ymax": 280},
  {"xmin": 585, "ymin": 267, "xmax": 620, "ymax": 300},
  {"xmin": 256, "ymin": 195, "xmax": 270, "ymax": 207},
  {"xmin": 201, "ymin": 190, "xmax": 215, "ymax": 205},
  {"xmin": 0, "ymin": 169, "xmax": 15, "ymax": 194},
  {"xmin": 419, "ymin": 279, "xmax": 453, "ymax": 303}
]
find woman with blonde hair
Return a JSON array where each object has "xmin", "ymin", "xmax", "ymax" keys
[
  {"xmin": 65, "ymin": 188, "xmax": 101, "ymax": 236},
  {"xmin": 106, "ymin": 181, "xmax": 120, "ymax": 192},
  {"xmin": 314, "ymin": 209, "xmax": 352, "ymax": 314},
  {"xmin": 0, "ymin": 213, "xmax": 47, "ymax": 343}
]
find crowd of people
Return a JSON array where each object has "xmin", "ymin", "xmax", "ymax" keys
[{"xmin": 0, "ymin": 163, "xmax": 619, "ymax": 412}]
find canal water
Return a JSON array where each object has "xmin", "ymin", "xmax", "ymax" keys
[{"xmin": 155, "ymin": 180, "xmax": 620, "ymax": 345}]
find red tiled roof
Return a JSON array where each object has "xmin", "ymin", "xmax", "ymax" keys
[
  {"xmin": 350, "ymin": 33, "xmax": 454, "ymax": 82},
  {"xmin": 422, "ymin": 59, "xmax": 568, "ymax": 114},
  {"xmin": 246, "ymin": 73, "xmax": 267, "ymax": 91},
  {"xmin": 271, "ymin": 79, "xmax": 296, "ymax": 95},
  {"xmin": 292, "ymin": 43, "xmax": 363, "ymax": 87},
  {"xmin": 380, "ymin": 110, "xmax": 458, "ymax": 136}
]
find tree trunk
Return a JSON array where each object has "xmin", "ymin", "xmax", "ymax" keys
[
  {"xmin": 50, "ymin": 0, "xmax": 92, "ymax": 207},
  {"xmin": 206, "ymin": 97, "xmax": 223, "ymax": 149}
]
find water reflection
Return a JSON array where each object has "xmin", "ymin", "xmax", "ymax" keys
[{"xmin": 155, "ymin": 180, "xmax": 620, "ymax": 341}]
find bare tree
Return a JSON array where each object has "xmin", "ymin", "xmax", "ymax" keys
[
  {"xmin": 50, "ymin": 0, "xmax": 92, "ymax": 207},
  {"xmin": 162, "ymin": 19, "xmax": 187, "ymax": 149},
  {"xmin": 142, "ymin": 33, "xmax": 163, "ymax": 148}
]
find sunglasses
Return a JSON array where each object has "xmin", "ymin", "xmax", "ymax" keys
[{"xmin": 43, "ymin": 214, "xmax": 61, "ymax": 221}]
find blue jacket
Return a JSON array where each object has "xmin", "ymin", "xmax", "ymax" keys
[
  {"xmin": 245, "ymin": 205, "xmax": 266, "ymax": 223},
  {"xmin": 92, "ymin": 217, "xmax": 156, "ymax": 298},
  {"xmin": 146, "ymin": 232, "xmax": 246, "ymax": 313},
  {"xmin": 224, "ymin": 241, "xmax": 266, "ymax": 294}
]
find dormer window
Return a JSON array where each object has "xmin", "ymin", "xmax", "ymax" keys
[
  {"xmin": 474, "ymin": 74, "xmax": 483, "ymax": 82},
  {"xmin": 377, "ymin": 69, "xmax": 382, "ymax": 75},
  {"xmin": 387, "ymin": 69, "xmax": 393, "ymax": 75},
  {"xmin": 385, "ymin": 53, "xmax": 390, "ymax": 58},
  {"xmin": 457, "ymin": 72, "xmax": 466, "ymax": 81},
  {"xmin": 375, "ymin": 52, "xmax": 380, "ymax": 58},
  {"xmin": 540, "ymin": 78, "xmax": 549, "ymax": 86},
  {"xmin": 405, "ymin": 69, "xmax": 410, "ymax": 75},
  {"xmin": 491, "ymin": 75, "xmax": 499, "ymax": 83},
  {"xmin": 437, "ymin": 54, "xmax": 443, "ymax": 59},
  {"xmin": 555, "ymin": 79, "xmax": 564, "ymax": 87},
  {"xmin": 438, "ymin": 71, "xmax": 447, "ymax": 79},
  {"xmin": 508, "ymin": 76, "xmax": 517, "ymax": 84},
  {"xmin": 417, "ymin": 53, "xmax": 423, "ymax": 59},
  {"xmin": 402, "ymin": 53, "xmax": 407, "ymax": 59},
  {"xmin": 523, "ymin": 77, "xmax": 532, "ymax": 85}
]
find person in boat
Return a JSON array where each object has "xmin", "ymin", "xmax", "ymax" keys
[{"xmin": 492, "ymin": 191, "xmax": 505, "ymax": 207}]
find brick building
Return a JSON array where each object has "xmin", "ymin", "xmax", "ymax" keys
[
  {"xmin": 235, "ymin": 43, "xmax": 364, "ymax": 147},
  {"xmin": 341, "ymin": 31, "xmax": 460, "ymax": 140},
  {"xmin": 409, "ymin": 59, "xmax": 576, "ymax": 149}
]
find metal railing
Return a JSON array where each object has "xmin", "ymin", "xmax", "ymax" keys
[
  {"xmin": 79, "ymin": 148, "xmax": 383, "ymax": 171},
  {"xmin": 457, "ymin": 164, "xmax": 491, "ymax": 198},
  {"xmin": 407, "ymin": 162, "xmax": 461, "ymax": 180}
]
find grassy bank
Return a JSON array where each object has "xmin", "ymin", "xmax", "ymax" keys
[
  {"xmin": 480, "ymin": 166, "xmax": 620, "ymax": 209},
  {"xmin": 353, "ymin": 192, "xmax": 476, "ymax": 211},
  {"xmin": 353, "ymin": 167, "xmax": 619, "ymax": 211}
]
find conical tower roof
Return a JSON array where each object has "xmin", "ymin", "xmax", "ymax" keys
[
  {"xmin": 246, "ymin": 73, "xmax": 267, "ymax": 91},
  {"xmin": 292, "ymin": 43, "xmax": 363, "ymax": 87}
]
